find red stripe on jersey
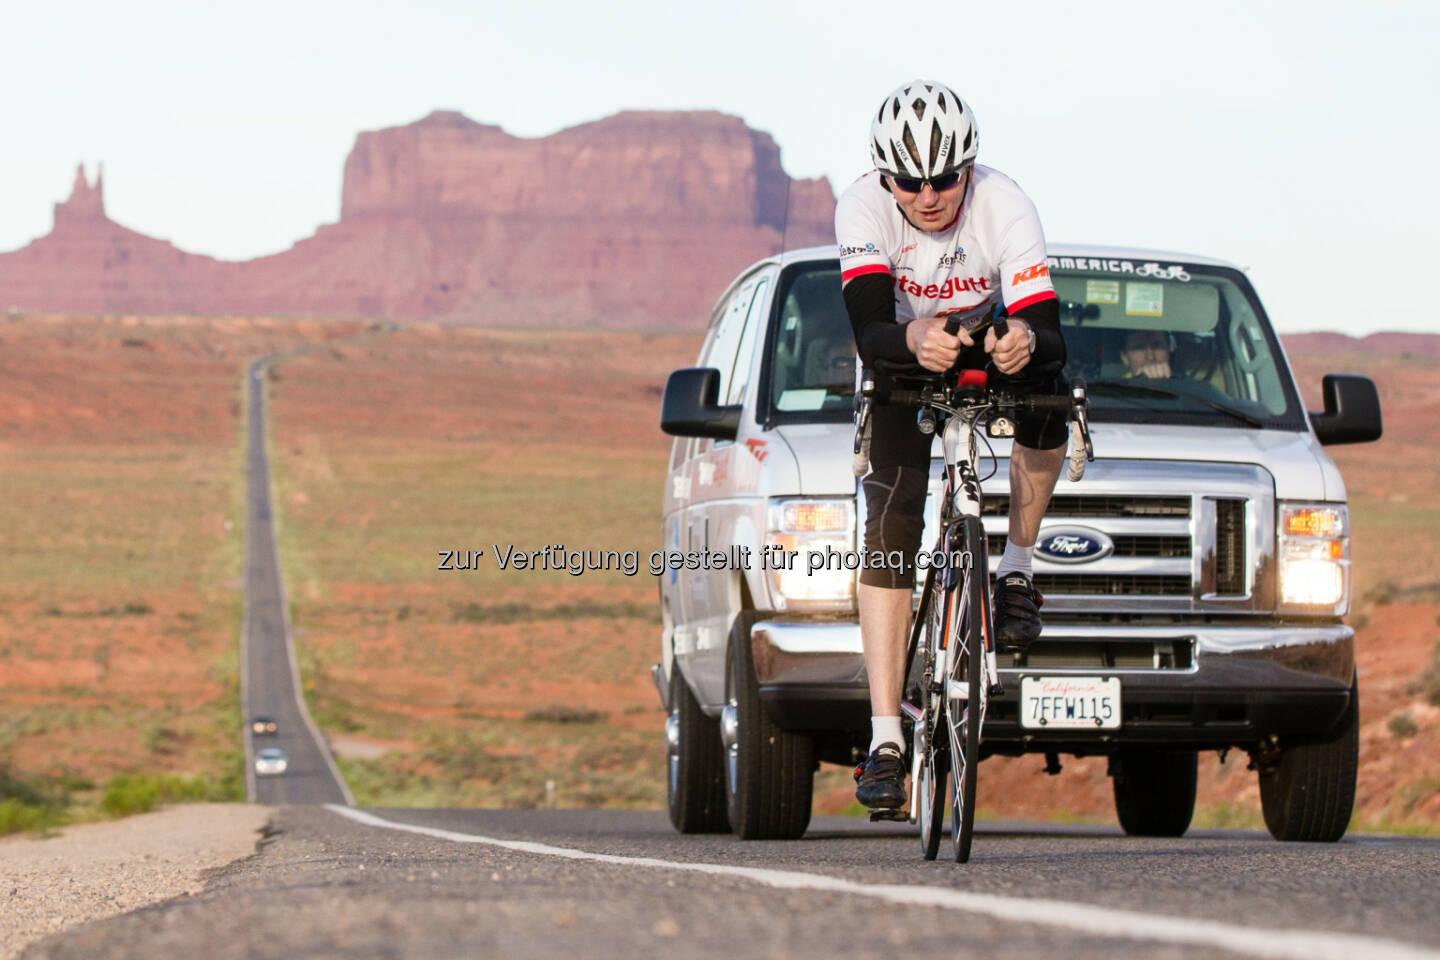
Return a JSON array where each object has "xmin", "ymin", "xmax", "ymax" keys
[
  {"xmin": 841, "ymin": 264, "xmax": 892, "ymax": 283},
  {"xmin": 1008, "ymin": 290, "xmax": 1057, "ymax": 314}
]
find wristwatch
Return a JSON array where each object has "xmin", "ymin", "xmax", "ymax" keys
[{"xmin": 1023, "ymin": 324, "xmax": 1036, "ymax": 355}]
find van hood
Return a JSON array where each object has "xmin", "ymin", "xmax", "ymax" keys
[{"xmin": 774, "ymin": 423, "xmax": 1344, "ymax": 502}]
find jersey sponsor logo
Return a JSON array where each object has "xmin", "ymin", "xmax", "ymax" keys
[
  {"xmin": 1011, "ymin": 262, "xmax": 1050, "ymax": 286},
  {"xmin": 900, "ymin": 243, "xmax": 918, "ymax": 255},
  {"xmin": 937, "ymin": 246, "xmax": 966, "ymax": 268},
  {"xmin": 894, "ymin": 274, "xmax": 991, "ymax": 299},
  {"xmin": 745, "ymin": 438, "xmax": 768, "ymax": 462},
  {"xmin": 1045, "ymin": 257, "xmax": 1193, "ymax": 282},
  {"xmin": 839, "ymin": 242, "xmax": 880, "ymax": 258}
]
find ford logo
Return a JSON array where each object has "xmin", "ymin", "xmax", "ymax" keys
[{"xmin": 1035, "ymin": 526, "xmax": 1113, "ymax": 564}]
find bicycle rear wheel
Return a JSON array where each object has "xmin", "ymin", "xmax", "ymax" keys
[
  {"xmin": 917, "ymin": 724, "xmax": 949, "ymax": 860},
  {"xmin": 947, "ymin": 516, "xmax": 988, "ymax": 863}
]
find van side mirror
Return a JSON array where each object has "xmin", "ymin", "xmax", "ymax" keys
[
  {"xmin": 660, "ymin": 368, "xmax": 741, "ymax": 440},
  {"xmin": 1309, "ymin": 374, "xmax": 1382, "ymax": 445}
]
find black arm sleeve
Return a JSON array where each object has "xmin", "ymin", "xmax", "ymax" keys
[
  {"xmin": 1008, "ymin": 296, "xmax": 1066, "ymax": 373},
  {"xmin": 842, "ymin": 273, "xmax": 914, "ymax": 366}
]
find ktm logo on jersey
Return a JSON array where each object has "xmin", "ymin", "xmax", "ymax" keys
[{"xmin": 1011, "ymin": 263, "xmax": 1049, "ymax": 286}]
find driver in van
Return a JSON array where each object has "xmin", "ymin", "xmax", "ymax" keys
[
  {"xmin": 1120, "ymin": 329, "xmax": 1172, "ymax": 379},
  {"xmin": 837, "ymin": 80, "xmax": 1069, "ymax": 812}
]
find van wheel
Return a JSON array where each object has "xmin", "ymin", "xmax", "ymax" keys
[
  {"xmin": 666, "ymin": 662, "xmax": 729, "ymax": 833},
  {"xmin": 1259, "ymin": 680, "xmax": 1358, "ymax": 843},
  {"xmin": 723, "ymin": 613, "xmax": 814, "ymax": 839},
  {"xmin": 1112, "ymin": 749, "xmax": 1197, "ymax": 837}
]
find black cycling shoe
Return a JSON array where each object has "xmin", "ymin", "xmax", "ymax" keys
[
  {"xmin": 993, "ymin": 573, "xmax": 1044, "ymax": 653},
  {"xmin": 853, "ymin": 742, "xmax": 907, "ymax": 810}
]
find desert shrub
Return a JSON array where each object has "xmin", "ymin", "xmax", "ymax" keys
[
  {"xmin": 0, "ymin": 765, "xmax": 71, "ymax": 836},
  {"xmin": 1422, "ymin": 641, "xmax": 1440, "ymax": 708},
  {"xmin": 1388, "ymin": 713, "xmax": 1420, "ymax": 739},
  {"xmin": 450, "ymin": 601, "xmax": 655, "ymax": 625},
  {"xmin": 523, "ymin": 705, "xmax": 606, "ymax": 725}
]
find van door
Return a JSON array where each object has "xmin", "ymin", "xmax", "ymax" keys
[
  {"xmin": 689, "ymin": 272, "xmax": 773, "ymax": 705},
  {"xmin": 673, "ymin": 269, "xmax": 771, "ymax": 705}
]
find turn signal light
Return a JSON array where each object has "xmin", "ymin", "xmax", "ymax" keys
[{"xmin": 1284, "ymin": 508, "xmax": 1342, "ymax": 537}]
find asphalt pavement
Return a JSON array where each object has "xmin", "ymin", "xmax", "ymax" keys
[{"xmin": 22, "ymin": 807, "xmax": 1440, "ymax": 959}]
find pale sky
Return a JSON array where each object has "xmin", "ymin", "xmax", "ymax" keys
[{"xmin": 2, "ymin": 0, "xmax": 1436, "ymax": 334}]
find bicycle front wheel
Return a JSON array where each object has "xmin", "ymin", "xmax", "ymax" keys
[{"xmin": 947, "ymin": 516, "xmax": 988, "ymax": 863}]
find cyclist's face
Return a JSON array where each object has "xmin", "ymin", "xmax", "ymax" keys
[{"xmin": 887, "ymin": 168, "xmax": 969, "ymax": 232}]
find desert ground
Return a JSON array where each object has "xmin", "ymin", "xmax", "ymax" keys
[
  {"xmin": 1, "ymin": 314, "xmax": 1435, "ymax": 830},
  {"xmin": 0, "ymin": 314, "xmax": 366, "ymax": 825}
]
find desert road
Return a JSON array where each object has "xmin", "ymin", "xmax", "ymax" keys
[
  {"xmin": 241, "ymin": 355, "xmax": 352, "ymax": 806},
  {"xmin": 23, "ymin": 806, "xmax": 1440, "ymax": 959}
]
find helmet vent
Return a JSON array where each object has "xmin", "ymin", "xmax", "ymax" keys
[
  {"xmin": 928, "ymin": 119, "xmax": 943, "ymax": 172},
  {"xmin": 873, "ymin": 139, "xmax": 888, "ymax": 166},
  {"xmin": 936, "ymin": 91, "xmax": 948, "ymax": 112},
  {"xmin": 901, "ymin": 126, "xmax": 921, "ymax": 175},
  {"xmin": 962, "ymin": 128, "xmax": 973, "ymax": 153},
  {"xmin": 891, "ymin": 97, "xmax": 902, "ymax": 120},
  {"xmin": 911, "ymin": 97, "xmax": 926, "ymax": 119}
]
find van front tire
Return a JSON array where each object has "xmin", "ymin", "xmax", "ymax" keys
[
  {"xmin": 1259, "ymin": 680, "xmax": 1358, "ymax": 843},
  {"xmin": 724, "ymin": 612, "xmax": 814, "ymax": 839}
]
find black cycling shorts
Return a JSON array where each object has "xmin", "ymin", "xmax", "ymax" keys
[{"xmin": 858, "ymin": 369, "xmax": 1068, "ymax": 589}]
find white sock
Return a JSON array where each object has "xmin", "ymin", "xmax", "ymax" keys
[
  {"xmin": 995, "ymin": 540, "xmax": 1034, "ymax": 580},
  {"xmin": 870, "ymin": 716, "xmax": 904, "ymax": 755}
]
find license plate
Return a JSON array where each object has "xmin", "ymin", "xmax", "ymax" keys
[{"xmin": 1020, "ymin": 677, "xmax": 1121, "ymax": 729}]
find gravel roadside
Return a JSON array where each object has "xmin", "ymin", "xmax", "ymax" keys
[{"xmin": 0, "ymin": 803, "xmax": 270, "ymax": 960}]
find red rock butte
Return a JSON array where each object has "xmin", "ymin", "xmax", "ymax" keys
[{"xmin": 0, "ymin": 111, "xmax": 837, "ymax": 327}]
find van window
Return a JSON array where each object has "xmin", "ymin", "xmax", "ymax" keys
[
  {"xmin": 703, "ymin": 276, "xmax": 764, "ymax": 404},
  {"xmin": 727, "ymin": 278, "xmax": 771, "ymax": 405},
  {"xmin": 763, "ymin": 264, "xmax": 853, "ymax": 422}
]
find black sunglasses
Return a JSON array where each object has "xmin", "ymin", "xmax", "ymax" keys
[{"xmin": 890, "ymin": 170, "xmax": 964, "ymax": 194}]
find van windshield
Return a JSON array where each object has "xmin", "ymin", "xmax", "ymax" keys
[
  {"xmin": 1052, "ymin": 259, "xmax": 1304, "ymax": 428},
  {"xmin": 762, "ymin": 258, "xmax": 1305, "ymax": 430}
]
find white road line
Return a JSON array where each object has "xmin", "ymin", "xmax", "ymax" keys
[{"xmin": 327, "ymin": 805, "xmax": 1438, "ymax": 960}]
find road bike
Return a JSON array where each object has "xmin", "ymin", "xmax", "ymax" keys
[{"xmin": 853, "ymin": 317, "xmax": 1093, "ymax": 862}]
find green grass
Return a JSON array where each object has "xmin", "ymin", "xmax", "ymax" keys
[{"xmin": 100, "ymin": 772, "xmax": 239, "ymax": 816}]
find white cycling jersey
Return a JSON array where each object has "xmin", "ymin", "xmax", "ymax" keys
[{"xmin": 835, "ymin": 166, "xmax": 1057, "ymax": 330}]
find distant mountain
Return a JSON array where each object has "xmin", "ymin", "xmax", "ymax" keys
[{"xmin": 0, "ymin": 111, "xmax": 836, "ymax": 328}]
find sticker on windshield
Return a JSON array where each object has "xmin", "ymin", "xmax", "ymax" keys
[
  {"xmin": 1125, "ymin": 282, "xmax": 1164, "ymax": 317},
  {"xmin": 1085, "ymin": 280, "xmax": 1119, "ymax": 304}
]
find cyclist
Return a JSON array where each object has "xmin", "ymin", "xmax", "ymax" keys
[{"xmin": 838, "ymin": 80, "xmax": 1069, "ymax": 811}]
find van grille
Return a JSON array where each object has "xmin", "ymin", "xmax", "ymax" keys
[
  {"xmin": 1215, "ymin": 498, "xmax": 1247, "ymax": 595},
  {"xmin": 983, "ymin": 496, "xmax": 1190, "ymax": 518},
  {"xmin": 1034, "ymin": 574, "xmax": 1192, "ymax": 595},
  {"xmin": 987, "ymin": 534, "xmax": 1189, "ymax": 559}
]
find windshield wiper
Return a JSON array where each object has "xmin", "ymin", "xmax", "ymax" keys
[{"xmin": 1088, "ymin": 380, "xmax": 1265, "ymax": 428}]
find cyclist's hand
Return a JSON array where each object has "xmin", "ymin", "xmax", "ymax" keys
[
  {"xmin": 906, "ymin": 316, "xmax": 965, "ymax": 372},
  {"xmin": 986, "ymin": 319, "xmax": 1032, "ymax": 375}
]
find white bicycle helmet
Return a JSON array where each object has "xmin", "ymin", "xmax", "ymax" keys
[{"xmin": 869, "ymin": 80, "xmax": 978, "ymax": 181}]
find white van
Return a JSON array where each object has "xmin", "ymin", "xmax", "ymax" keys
[{"xmin": 655, "ymin": 244, "xmax": 1382, "ymax": 842}]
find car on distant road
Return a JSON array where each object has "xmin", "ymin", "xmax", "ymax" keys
[
  {"xmin": 254, "ymin": 747, "xmax": 288, "ymax": 776},
  {"xmin": 250, "ymin": 716, "xmax": 278, "ymax": 736}
]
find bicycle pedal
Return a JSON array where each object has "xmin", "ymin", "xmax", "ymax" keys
[{"xmin": 868, "ymin": 808, "xmax": 909, "ymax": 823}]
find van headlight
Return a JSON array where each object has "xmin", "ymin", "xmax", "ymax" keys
[
  {"xmin": 765, "ymin": 499, "xmax": 855, "ymax": 612},
  {"xmin": 1277, "ymin": 503, "xmax": 1349, "ymax": 614}
]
